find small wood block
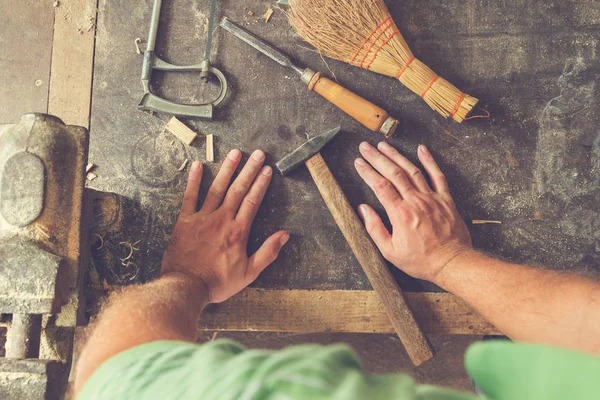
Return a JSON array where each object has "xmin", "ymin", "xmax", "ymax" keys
[
  {"xmin": 206, "ymin": 134, "xmax": 214, "ymax": 162},
  {"xmin": 165, "ymin": 117, "xmax": 197, "ymax": 146}
]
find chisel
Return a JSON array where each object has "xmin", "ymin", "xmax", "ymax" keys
[{"xmin": 219, "ymin": 17, "xmax": 399, "ymax": 137}]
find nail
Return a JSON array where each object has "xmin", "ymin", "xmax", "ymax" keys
[
  {"xmin": 261, "ymin": 165, "xmax": 272, "ymax": 176},
  {"xmin": 378, "ymin": 141, "xmax": 392, "ymax": 151},
  {"xmin": 279, "ymin": 232, "xmax": 290, "ymax": 246},
  {"xmin": 252, "ymin": 149, "xmax": 265, "ymax": 161},
  {"xmin": 355, "ymin": 158, "xmax": 367, "ymax": 167},
  {"xmin": 191, "ymin": 160, "xmax": 201, "ymax": 171},
  {"xmin": 228, "ymin": 149, "xmax": 241, "ymax": 161},
  {"xmin": 359, "ymin": 142, "xmax": 371, "ymax": 151},
  {"xmin": 419, "ymin": 144, "xmax": 429, "ymax": 154},
  {"xmin": 358, "ymin": 204, "xmax": 369, "ymax": 219}
]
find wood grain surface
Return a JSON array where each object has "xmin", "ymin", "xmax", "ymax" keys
[
  {"xmin": 165, "ymin": 116, "xmax": 198, "ymax": 145},
  {"xmin": 305, "ymin": 153, "xmax": 434, "ymax": 365},
  {"xmin": 48, "ymin": 0, "xmax": 97, "ymax": 128},
  {"xmin": 0, "ymin": 1, "xmax": 54, "ymax": 123},
  {"xmin": 200, "ymin": 288, "xmax": 500, "ymax": 335}
]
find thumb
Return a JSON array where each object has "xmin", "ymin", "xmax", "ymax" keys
[
  {"xmin": 358, "ymin": 204, "xmax": 392, "ymax": 252},
  {"xmin": 247, "ymin": 230, "xmax": 289, "ymax": 281}
]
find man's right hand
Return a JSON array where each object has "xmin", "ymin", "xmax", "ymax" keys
[{"xmin": 354, "ymin": 141, "xmax": 472, "ymax": 283}]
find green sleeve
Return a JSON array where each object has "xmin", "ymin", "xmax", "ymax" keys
[
  {"xmin": 465, "ymin": 340, "xmax": 600, "ymax": 400},
  {"xmin": 78, "ymin": 338, "xmax": 477, "ymax": 400}
]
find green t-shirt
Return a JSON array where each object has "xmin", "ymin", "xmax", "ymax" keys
[{"xmin": 78, "ymin": 339, "xmax": 600, "ymax": 400}]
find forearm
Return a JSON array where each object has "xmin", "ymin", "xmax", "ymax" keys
[
  {"xmin": 74, "ymin": 273, "xmax": 208, "ymax": 394},
  {"xmin": 435, "ymin": 250, "xmax": 600, "ymax": 353}
]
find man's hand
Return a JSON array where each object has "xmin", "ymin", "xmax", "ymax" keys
[
  {"xmin": 354, "ymin": 142, "xmax": 471, "ymax": 283},
  {"xmin": 161, "ymin": 149, "xmax": 289, "ymax": 303}
]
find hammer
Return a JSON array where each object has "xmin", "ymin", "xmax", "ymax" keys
[{"xmin": 277, "ymin": 127, "xmax": 434, "ymax": 365}]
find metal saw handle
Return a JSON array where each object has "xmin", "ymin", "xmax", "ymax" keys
[
  {"xmin": 139, "ymin": 0, "xmax": 228, "ymax": 119},
  {"xmin": 138, "ymin": 93, "xmax": 213, "ymax": 119}
]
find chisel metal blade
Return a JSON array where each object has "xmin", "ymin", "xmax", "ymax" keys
[{"xmin": 219, "ymin": 17, "xmax": 304, "ymax": 75}]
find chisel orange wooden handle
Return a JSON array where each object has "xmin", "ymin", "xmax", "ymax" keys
[{"xmin": 306, "ymin": 72, "xmax": 398, "ymax": 137}]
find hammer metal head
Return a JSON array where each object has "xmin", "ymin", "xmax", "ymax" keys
[{"xmin": 276, "ymin": 127, "xmax": 341, "ymax": 175}]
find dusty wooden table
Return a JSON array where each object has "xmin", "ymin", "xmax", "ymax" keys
[{"xmin": 85, "ymin": 0, "xmax": 600, "ymax": 335}]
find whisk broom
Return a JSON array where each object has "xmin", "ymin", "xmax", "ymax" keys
[{"xmin": 289, "ymin": 0, "xmax": 478, "ymax": 122}]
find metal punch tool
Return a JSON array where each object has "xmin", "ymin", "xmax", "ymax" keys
[{"xmin": 139, "ymin": 0, "xmax": 228, "ymax": 119}]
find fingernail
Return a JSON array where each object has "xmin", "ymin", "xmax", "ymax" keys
[
  {"xmin": 261, "ymin": 165, "xmax": 272, "ymax": 176},
  {"xmin": 358, "ymin": 205, "xmax": 369, "ymax": 218},
  {"xmin": 279, "ymin": 232, "xmax": 290, "ymax": 246},
  {"xmin": 419, "ymin": 144, "xmax": 429, "ymax": 154},
  {"xmin": 359, "ymin": 142, "xmax": 371, "ymax": 151},
  {"xmin": 228, "ymin": 149, "xmax": 241, "ymax": 161},
  {"xmin": 378, "ymin": 141, "xmax": 392, "ymax": 151},
  {"xmin": 252, "ymin": 149, "xmax": 265, "ymax": 161},
  {"xmin": 191, "ymin": 161, "xmax": 201, "ymax": 171},
  {"xmin": 355, "ymin": 158, "xmax": 367, "ymax": 167}
]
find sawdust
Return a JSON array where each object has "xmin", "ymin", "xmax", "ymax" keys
[{"xmin": 57, "ymin": 0, "xmax": 96, "ymax": 35}]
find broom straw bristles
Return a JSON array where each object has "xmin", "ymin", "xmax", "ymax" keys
[{"xmin": 289, "ymin": 0, "xmax": 478, "ymax": 122}]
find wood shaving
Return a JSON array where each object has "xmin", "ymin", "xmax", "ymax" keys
[
  {"xmin": 472, "ymin": 220, "xmax": 502, "ymax": 225},
  {"xmin": 119, "ymin": 240, "xmax": 141, "ymax": 265},
  {"xmin": 263, "ymin": 7, "xmax": 274, "ymax": 22},
  {"xmin": 178, "ymin": 159, "xmax": 189, "ymax": 171},
  {"xmin": 134, "ymin": 38, "xmax": 142, "ymax": 55},
  {"xmin": 91, "ymin": 233, "xmax": 105, "ymax": 249},
  {"xmin": 36, "ymin": 225, "xmax": 51, "ymax": 239}
]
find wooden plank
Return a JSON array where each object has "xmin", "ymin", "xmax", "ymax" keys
[
  {"xmin": 0, "ymin": 1, "xmax": 55, "ymax": 123},
  {"xmin": 47, "ymin": 0, "xmax": 97, "ymax": 128},
  {"xmin": 165, "ymin": 117, "xmax": 198, "ymax": 145},
  {"xmin": 200, "ymin": 289, "xmax": 501, "ymax": 335}
]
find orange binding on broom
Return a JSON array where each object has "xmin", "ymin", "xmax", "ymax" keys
[{"xmin": 289, "ymin": 0, "xmax": 479, "ymax": 123}]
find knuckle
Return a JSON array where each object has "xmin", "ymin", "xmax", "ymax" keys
[
  {"xmin": 390, "ymin": 167, "xmax": 405, "ymax": 179},
  {"xmin": 229, "ymin": 184, "xmax": 248, "ymax": 198},
  {"xmin": 410, "ymin": 168, "xmax": 423, "ymax": 178},
  {"xmin": 268, "ymin": 245, "xmax": 279, "ymax": 261},
  {"xmin": 366, "ymin": 222, "xmax": 378, "ymax": 236},
  {"xmin": 373, "ymin": 178, "xmax": 391, "ymax": 193},
  {"xmin": 396, "ymin": 206, "xmax": 413, "ymax": 221},
  {"xmin": 228, "ymin": 226, "xmax": 245, "ymax": 243},
  {"xmin": 412, "ymin": 197, "xmax": 433, "ymax": 213},
  {"xmin": 243, "ymin": 195, "xmax": 259, "ymax": 208},
  {"xmin": 209, "ymin": 187, "xmax": 224, "ymax": 200}
]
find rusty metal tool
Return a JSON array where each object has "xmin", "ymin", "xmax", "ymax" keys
[
  {"xmin": 0, "ymin": 114, "xmax": 89, "ymax": 398},
  {"xmin": 139, "ymin": 0, "xmax": 229, "ymax": 118},
  {"xmin": 276, "ymin": 127, "xmax": 434, "ymax": 365},
  {"xmin": 220, "ymin": 18, "xmax": 399, "ymax": 137}
]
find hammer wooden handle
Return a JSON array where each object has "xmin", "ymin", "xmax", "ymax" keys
[
  {"xmin": 305, "ymin": 152, "xmax": 434, "ymax": 365},
  {"xmin": 307, "ymin": 73, "xmax": 397, "ymax": 137}
]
